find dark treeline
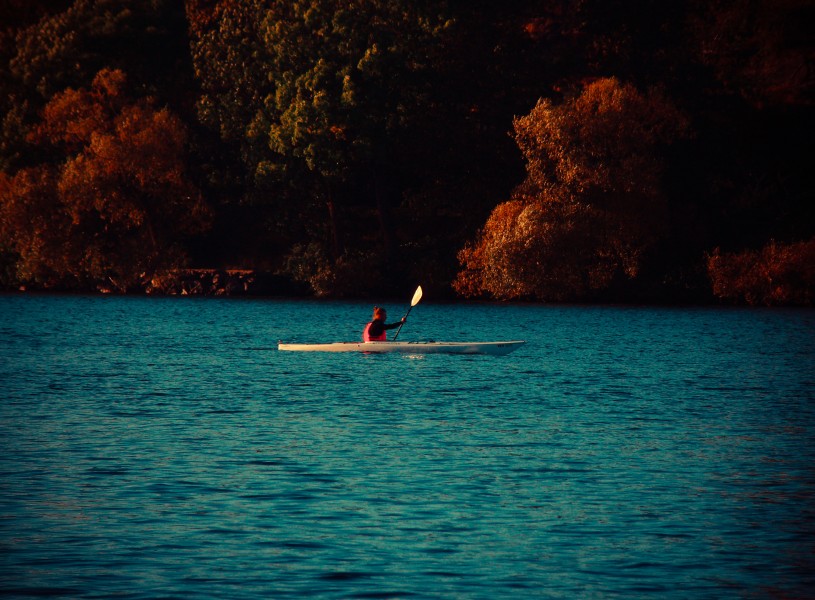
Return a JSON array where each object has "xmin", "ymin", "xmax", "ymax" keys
[{"xmin": 1, "ymin": 0, "xmax": 813, "ymax": 304}]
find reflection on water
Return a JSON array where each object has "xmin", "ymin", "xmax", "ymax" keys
[{"xmin": 1, "ymin": 296, "xmax": 814, "ymax": 598}]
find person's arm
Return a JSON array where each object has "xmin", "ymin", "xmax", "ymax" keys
[{"xmin": 383, "ymin": 318, "xmax": 406, "ymax": 331}]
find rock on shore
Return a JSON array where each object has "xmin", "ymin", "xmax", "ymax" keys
[{"xmin": 144, "ymin": 269, "xmax": 307, "ymax": 297}]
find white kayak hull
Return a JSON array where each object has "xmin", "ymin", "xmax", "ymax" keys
[{"xmin": 278, "ymin": 340, "xmax": 525, "ymax": 355}]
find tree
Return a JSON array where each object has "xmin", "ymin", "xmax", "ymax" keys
[
  {"xmin": 187, "ymin": 0, "xmax": 271, "ymax": 158},
  {"xmin": 708, "ymin": 238, "xmax": 815, "ymax": 306},
  {"xmin": 690, "ymin": 0, "xmax": 815, "ymax": 108},
  {"xmin": 455, "ymin": 77, "xmax": 690, "ymax": 301},
  {"xmin": 0, "ymin": 69, "xmax": 210, "ymax": 291},
  {"xmin": 0, "ymin": 165, "xmax": 66, "ymax": 287},
  {"xmin": 188, "ymin": 0, "xmax": 453, "ymax": 295},
  {"xmin": 262, "ymin": 0, "xmax": 450, "ymax": 264}
]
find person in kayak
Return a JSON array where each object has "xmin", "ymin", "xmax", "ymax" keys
[{"xmin": 362, "ymin": 306, "xmax": 406, "ymax": 341}]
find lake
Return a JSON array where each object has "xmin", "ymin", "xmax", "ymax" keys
[{"xmin": 1, "ymin": 295, "xmax": 814, "ymax": 599}]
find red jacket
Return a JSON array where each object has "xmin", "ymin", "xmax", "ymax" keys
[
  {"xmin": 363, "ymin": 318, "xmax": 401, "ymax": 341},
  {"xmin": 363, "ymin": 320, "xmax": 387, "ymax": 341}
]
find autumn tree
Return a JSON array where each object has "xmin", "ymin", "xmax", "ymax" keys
[
  {"xmin": 2, "ymin": 0, "xmax": 193, "ymax": 171},
  {"xmin": 0, "ymin": 69, "xmax": 209, "ymax": 291},
  {"xmin": 0, "ymin": 166, "xmax": 64, "ymax": 286},
  {"xmin": 708, "ymin": 238, "xmax": 815, "ymax": 306},
  {"xmin": 455, "ymin": 77, "xmax": 690, "ymax": 301}
]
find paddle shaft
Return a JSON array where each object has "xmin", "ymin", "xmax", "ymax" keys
[
  {"xmin": 393, "ymin": 286, "xmax": 422, "ymax": 342},
  {"xmin": 392, "ymin": 286, "xmax": 422, "ymax": 341},
  {"xmin": 392, "ymin": 306, "xmax": 412, "ymax": 341}
]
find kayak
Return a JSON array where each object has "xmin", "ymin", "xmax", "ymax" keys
[{"xmin": 277, "ymin": 340, "xmax": 525, "ymax": 355}]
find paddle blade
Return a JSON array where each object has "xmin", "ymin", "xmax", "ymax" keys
[{"xmin": 394, "ymin": 286, "xmax": 421, "ymax": 341}]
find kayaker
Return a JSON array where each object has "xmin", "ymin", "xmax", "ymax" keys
[{"xmin": 362, "ymin": 306, "xmax": 406, "ymax": 341}]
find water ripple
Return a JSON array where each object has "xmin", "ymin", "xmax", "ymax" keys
[{"xmin": 1, "ymin": 297, "xmax": 814, "ymax": 598}]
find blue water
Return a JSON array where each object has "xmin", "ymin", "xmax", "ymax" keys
[{"xmin": 1, "ymin": 295, "xmax": 814, "ymax": 599}]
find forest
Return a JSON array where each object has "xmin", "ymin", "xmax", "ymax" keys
[{"xmin": 1, "ymin": 0, "xmax": 813, "ymax": 304}]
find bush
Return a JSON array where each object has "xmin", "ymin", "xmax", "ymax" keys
[{"xmin": 707, "ymin": 238, "xmax": 815, "ymax": 305}]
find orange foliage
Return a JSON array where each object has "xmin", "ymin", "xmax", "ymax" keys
[
  {"xmin": 455, "ymin": 200, "xmax": 527, "ymax": 299},
  {"xmin": 31, "ymin": 69, "xmax": 128, "ymax": 151},
  {"xmin": 0, "ymin": 166, "xmax": 71, "ymax": 286},
  {"xmin": 1, "ymin": 69, "xmax": 210, "ymax": 292},
  {"xmin": 455, "ymin": 78, "xmax": 690, "ymax": 301},
  {"xmin": 513, "ymin": 77, "xmax": 689, "ymax": 199},
  {"xmin": 707, "ymin": 239, "xmax": 815, "ymax": 305},
  {"xmin": 185, "ymin": 0, "xmax": 242, "ymax": 37}
]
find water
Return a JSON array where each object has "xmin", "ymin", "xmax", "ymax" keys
[{"xmin": 1, "ymin": 295, "xmax": 814, "ymax": 599}]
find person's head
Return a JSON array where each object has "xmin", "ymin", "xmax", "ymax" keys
[{"xmin": 373, "ymin": 306, "xmax": 386, "ymax": 321}]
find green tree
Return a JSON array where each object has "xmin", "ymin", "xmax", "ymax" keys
[
  {"xmin": 190, "ymin": 0, "xmax": 451, "ymax": 295},
  {"xmin": 186, "ymin": 0, "xmax": 294, "ymax": 270},
  {"xmin": 455, "ymin": 77, "xmax": 690, "ymax": 301},
  {"xmin": 262, "ymin": 0, "xmax": 451, "ymax": 293},
  {"xmin": 187, "ymin": 0, "xmax": 271, "ymax": 162}
]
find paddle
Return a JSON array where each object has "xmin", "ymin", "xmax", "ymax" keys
[{"xmin": 392, "ymin": 285, "xmax": 422, "ymax": 341}]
